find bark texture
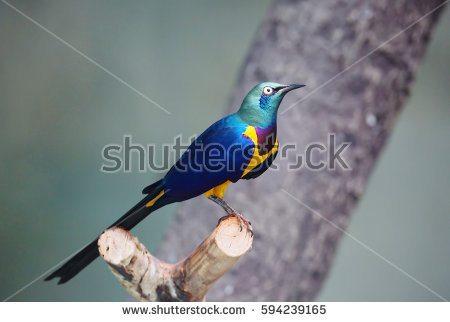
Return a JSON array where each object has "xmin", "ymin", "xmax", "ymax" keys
[
  {"xmin": 99, "ymin": 217, "xmax": 252, "ymax": 301},
  {"xmin": 158, "ymin": 0, "xmax": 446, "ymax": 301}
]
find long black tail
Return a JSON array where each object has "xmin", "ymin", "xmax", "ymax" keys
[{"xmin": 45, "ymin": 179, "xmax": 168, "ymax": 284}]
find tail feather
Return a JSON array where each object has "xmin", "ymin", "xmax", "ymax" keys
[{"xmin": 45, "ymin": 179, "xmax": 167, "ymax": 284}]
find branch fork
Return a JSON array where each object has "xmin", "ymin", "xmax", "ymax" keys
[{"xmin": 98, "ymin": 217, "xmax": 253, "ymax": 301}]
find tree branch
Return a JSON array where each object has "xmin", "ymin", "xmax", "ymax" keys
[{"xmin": 98, "ymin": 217, "xmax": 253, "ymax": 301}]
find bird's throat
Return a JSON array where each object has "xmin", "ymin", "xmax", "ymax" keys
[{"xmin": 255, "ymin": 124, "xmax": 277, "ymax": 155}]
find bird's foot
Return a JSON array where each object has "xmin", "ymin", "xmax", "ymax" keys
[
  {"xmin": 217, "ymin": 212, "xmax": 253, "ymax": 237},
  {"xmin": 208, "ymin": 195, "xmax": 253, "ymax": 236}
]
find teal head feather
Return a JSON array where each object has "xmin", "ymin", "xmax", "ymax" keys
[{"xmin": 237, "ymin": 82, "xmax": 305, "ymax": 128}]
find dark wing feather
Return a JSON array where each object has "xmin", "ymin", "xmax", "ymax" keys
[{"xmin": 241, "ymin": 150, "xmax": 278, "ymax": 180}]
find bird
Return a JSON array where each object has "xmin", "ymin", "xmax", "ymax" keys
[{"xmin": 45, "ymin": 82, "xmax": 305, "ymax": 284}]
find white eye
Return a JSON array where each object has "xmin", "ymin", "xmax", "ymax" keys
[{"xmin": 263, "ymin": 86, "xmax": 274, "ymax": 96}]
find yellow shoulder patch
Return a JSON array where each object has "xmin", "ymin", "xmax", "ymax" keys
[
  {"xmin": 241, "ymin": 126, "xmax": 278, "ymax": 178},
  {"xmin": 202, "ymin": 126, "xmax": 278, "ymax": 200}
]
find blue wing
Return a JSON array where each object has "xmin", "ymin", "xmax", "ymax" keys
[{"xmin": 163, "ymin": 114, "xmax": 255, "ymax": 201}]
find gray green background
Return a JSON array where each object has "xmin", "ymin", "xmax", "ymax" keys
[{"xmin": 0, "ymin": 1, "xmax": 448, "ymax": 301}]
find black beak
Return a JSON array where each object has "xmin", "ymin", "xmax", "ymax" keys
[{"xmin": 278, "ymin": 84, "xmax": 306, "ymax": 93}]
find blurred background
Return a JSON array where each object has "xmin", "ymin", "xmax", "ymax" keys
[{"xmin": 0, "ymin": 1, "xmax": 448, "ymax": 301}]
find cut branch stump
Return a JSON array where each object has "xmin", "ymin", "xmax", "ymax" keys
[{"xmin": 98, "ymin": 217, "xmax": 253, "ymax": 301}]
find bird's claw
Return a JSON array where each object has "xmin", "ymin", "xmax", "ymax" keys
[{"xmin": 217, "ymin": 212, "xmax": 253, "ymax": 237}]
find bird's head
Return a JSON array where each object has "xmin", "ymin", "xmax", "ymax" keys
[{"xmin": 237, "ymin": 82, "xmax": 305, "ymax": 127}]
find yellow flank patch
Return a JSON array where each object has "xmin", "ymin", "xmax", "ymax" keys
[
  {"xmin": 204, "ymin": 180, "xmax": 232, "ymax": 199},
  {"xmin": 145, "ymin": 190, "xmax": 164, "ymax": 207},
  {"xmin": 241, "ymin": 126, "xmax": 278, "ymax": 178}
]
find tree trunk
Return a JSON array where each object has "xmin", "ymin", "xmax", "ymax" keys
[{"xmin": 158, "ymin": 0, "xmax": 446, "ymax": 301}]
